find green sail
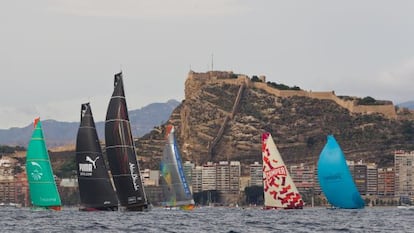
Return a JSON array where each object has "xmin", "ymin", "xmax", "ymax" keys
[{"xmin": 26, "ymin": 119, "xmax": 61, "ymax": 209}]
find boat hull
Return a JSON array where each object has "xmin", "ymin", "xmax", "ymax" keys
[
  {"xmin": 263, "ymin": 205, "xmax": 303, "ymax": 210},
  {"xmin": 163, "ymin": 204, "xmax": 195, "ymax": 211},
  {"xmin": 79, "ymin": 206, "xmax": 118, "ymax": 211},
  {"xmin": 120, "ymin": 203, "xmax": 150, "ymax": 212},
  {"xmin": 180, "ymin": 204, "xmax": 195, "ymax": 211},
  {"xmin": 31, "ymin": 206, "xmax": 61, "ymax": 211}
]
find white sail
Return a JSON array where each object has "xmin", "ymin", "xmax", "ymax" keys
[{"xmin": 262, "ymin": 132, "xmax": 303, "ymax": 209}]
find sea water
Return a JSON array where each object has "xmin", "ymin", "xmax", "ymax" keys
[{"xmin": 1, "ymin": 206, "xmax": 412, "ymax": 232}]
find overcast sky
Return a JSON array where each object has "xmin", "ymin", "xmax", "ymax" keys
[{"xmin": 1, "ymin": 0, "xmax": 414, "ymax": 129}]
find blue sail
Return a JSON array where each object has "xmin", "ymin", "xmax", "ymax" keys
[{"xmin": 317, "ymin": 135, "xmax": 365, "ymax": 209}]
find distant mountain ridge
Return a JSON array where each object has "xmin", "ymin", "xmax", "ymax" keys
[
  {"xmin": 397, "ymin": 101, "xmax": 414, "ymax": 110},
  {"xmin": 0, "ymin": 99, "xmax": 180, "ymax": 147}
]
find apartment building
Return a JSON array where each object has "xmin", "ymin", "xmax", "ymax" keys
[
  {"xmin": 394, "ymin": 150, "xmax": 414, "ymax": 198},
  {"xmin": 249, "ymin": 162, "xmax": 263, "ymax": 187}
]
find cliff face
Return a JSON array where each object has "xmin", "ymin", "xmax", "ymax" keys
[{"xmin": 136, "ymin": 71, "xmax": 414, "ymax": 173}]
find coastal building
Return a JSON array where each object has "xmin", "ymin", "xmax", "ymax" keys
[
  {"xmin": 0, "ymin": 157, "xmax": 26, "ymax": 205},
  {"xmin": 366, "ymin": 163, "xmax": 378, "ymax": 195},
  {"xmin": 142, "ymin": 169, "xmax": 160, "ymax": 186},
  {"xmin": 213, "ymin": 161, "xmax": 240, "ymax": 204},
  {"xmin": 289, "ymin": 163, "xmax": 315, "ymax": 192},
  {"xmin": 313, "ymin": 166, "xmax": 321, "ymax": 194},
  {"xmin": 216, "ymin": 161, "xmax": 230, "ymax": 193},
  {"xmin": 183, "ymin": 161, "xmax": 195, "ymax": 185},
  {"xmin": 0, "ymin": 175, "xmax": 15, "ymax": 204},
  {"xmin": 377, "ymin": 167, "xmax": 395, "ymax": 196},
  {"xmin": 394, "ymin": 150, "xmax": 414, "ymax": 199},
  {"xmin": 348, "ymin": 161, "xmax": 368, "ymax": 195},
  {"xmin": 191, "ymin": 166, "xmax": 203, "ymax": 193},
  {"xmin": 249, "ymin": 162, "xmax": 262, "ymax": 187},
  {"xmin": 14, "ymin": 172, "xmax": 29, "ymax": 207},
  {"xmin": 229, "ymin": 161, "xmax": 241, "ymax": 194},
  {"xmin": 202, "ymin": 162, "xmax": 216, "ymax": 191}
]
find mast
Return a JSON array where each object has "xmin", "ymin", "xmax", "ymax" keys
[{"xmin": 105, "ymin": 72, "xmax": 148, "ymax": 211}]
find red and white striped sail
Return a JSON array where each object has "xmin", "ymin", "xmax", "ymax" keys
[{"xmin": 262, "ymin": 132, "xmax": 303, "ymax": 209}]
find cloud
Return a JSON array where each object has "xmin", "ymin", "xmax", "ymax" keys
[
  {"xmin": 374, "ymin": 57, "xmax": 414, "ymax": 102},
  {"xmin": 47, "ymin": 0, "xmax": 249, "ymax": 19},
  {"xmin": 378, "ymin": 58, "xmax": 414, "ymax": 88},
  {"xmin": 0, "ymin": 107, "xmax": 37, "ymax": 129}
]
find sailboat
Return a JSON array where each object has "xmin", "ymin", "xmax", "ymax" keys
[
  {"xmin": 105, "ymin": 72, "xmax": 149, "ymax": 211},
  {"xmin": 76, "ymin": 103, "xmax": 119, "ymax": 211},
  {"xmin": 160, "ymin": 125, "xmax": 195, "ymax": 210},
  {"xmin": 25, "ymin": 117, "xmax": 62, "ymax": 211},
  {"xmin": 317, "ymin": 135, "xmax": 365, "ymax": 209},
  {"xmin": 262, "ymin": 132, "xmax": 304, "ymax": 209}
]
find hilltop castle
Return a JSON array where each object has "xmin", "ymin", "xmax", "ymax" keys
[{"xmin": 186, "ymin": 70, "xmax": 397, "ymax": 119}]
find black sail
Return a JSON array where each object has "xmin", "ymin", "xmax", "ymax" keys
[
  {"xmin": 105, "ymin": 72, "xmax": 148, "ymax": 211},
  {"xmin": 76, "ymin": 103, "xmax": 119, "ymax": 211}
]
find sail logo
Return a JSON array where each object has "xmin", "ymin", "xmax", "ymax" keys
[
  {"xmin": 79, "ymin": 156, "xmax": 99, "ymax": 176},
  {"xmin": 30, "ymin": 162, "xmax": 43, "ymax": 181},
  {"xmin": 128, "ymin": 196, "xmax": 137, "ymax": 204},
  {"xmin": 40, "ymin": 197, "xmax": 57, "ymax": 202},
  {"xmin": 79, "ymin": 163, "xmax": 92, "ymax": 176},
  {"xmin": 265, "ymin": 166, "xmax": 287, "ymax": 181},
  {"xmin": 129, "ymin": 162, "xmax": 140, "ymax": 191},
  {"xmin": 324, "ymin": 173, "xmax": 342, "ymax": 182},
  {"xmin": 86, "ymin": 156, "xmax": 99, "ymax": 169}
]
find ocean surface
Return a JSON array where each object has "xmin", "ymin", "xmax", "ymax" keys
[{"xmin": 1, "ymin": 206, "xmax": 412, "ymax": 232}]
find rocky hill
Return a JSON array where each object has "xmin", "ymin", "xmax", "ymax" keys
[
  {"xmin": 136, "ymin": 71, "xmax": 414, "ymax": 174},
  {"xmin": 0, "ymin": 100, "xmax": 180, "ymax": 147}
]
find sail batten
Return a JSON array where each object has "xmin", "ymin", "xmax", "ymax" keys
[
  {"xmin": 76, "ymin": 103, "xmax": 119, "ymax": 211},
  {"xmin": 317, "ymin": 135, "xmax": 365, "ymax": 209},
  {"xmin": 105, "ymin": 72, "xmax": 148, "ymax": 211},
  {"xmin": 262, "ymin": 132, "xmax": 303, "ymax": 209}
]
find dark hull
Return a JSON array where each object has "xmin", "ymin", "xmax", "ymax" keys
[
  {"xmin": 122, "ymin": 203, "xmax": 150, "ymax": 211},
  {"xmin": 79, "ymin": 206, "xmax": 118, "ymax": 211}
]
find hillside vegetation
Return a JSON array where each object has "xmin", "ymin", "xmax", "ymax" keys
[{"xmin": 136, "ymin": 71, "xmax": 414, "ymax": 174}]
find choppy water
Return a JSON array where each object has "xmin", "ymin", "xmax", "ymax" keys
[{"xmin": 1, "ymin": 206, "xmax": 412, "ymax": 232}]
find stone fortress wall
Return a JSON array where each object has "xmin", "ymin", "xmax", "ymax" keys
[{"xmin": 187, "ymin": 70, "xmax": 397, "ymax": 119}]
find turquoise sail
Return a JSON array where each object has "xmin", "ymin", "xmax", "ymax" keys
[{"xmin": 317, "ymin": 135, "xmax": 364, "ymax": 209}]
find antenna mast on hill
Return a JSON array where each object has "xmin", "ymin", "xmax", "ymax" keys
[{"xmin": 211, "ymin": 53, "xmax": 214, "ymax": 71}]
